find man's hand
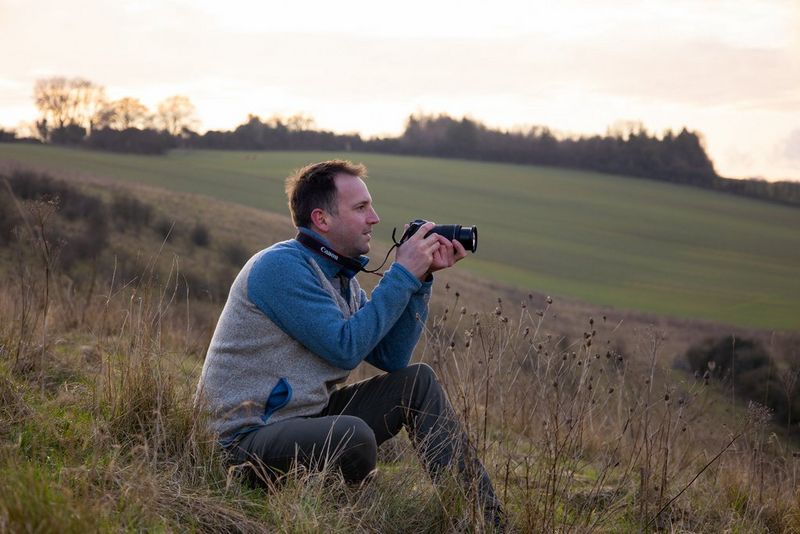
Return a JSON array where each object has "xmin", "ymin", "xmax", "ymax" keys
[
  {"xmin": 395, "ymin": 222, "xmax": 468, "ymax": 281},
  {"xmin": 427, "ymin": 235, "xmax": 467, "ymax": 276},
  {"xmin": 395, "ymin": 222, "xmax": 441, "ymax": 280}
]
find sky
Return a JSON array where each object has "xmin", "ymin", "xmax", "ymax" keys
[{"xmin": 1, "ymin": 0, "xmax": 799, "ymax": 181}]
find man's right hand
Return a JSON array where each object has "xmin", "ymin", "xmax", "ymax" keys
[{"xmin": 395, "ymin": 222, "xmax": 440, "ymax": 280}]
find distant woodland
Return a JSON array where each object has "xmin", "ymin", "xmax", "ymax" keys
[{"xmin": 2, "ymin": 76, "xmax": 798, "ymax": 207}]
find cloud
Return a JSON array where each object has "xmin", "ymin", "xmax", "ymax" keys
[{"xmin": 783, "ymin": 129, "xmax": 800, "ymax": 161}]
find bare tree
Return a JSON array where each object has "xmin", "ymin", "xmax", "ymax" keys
[
  {"xmin": 95, "ymin": 97, "xmax": 152, "ymax": 130},
  {"xmin": 156, "ymin": 95, "xmax": 199, "ymax": 136},
  {"xmin": 286, "ymin": 113, "xmax": 316, "ymax": 131},
  {"xmin": 33, "ymin": 77, "xmax": 107, "ymax": 140}
]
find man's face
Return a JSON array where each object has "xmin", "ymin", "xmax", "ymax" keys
[{"xmin": 325, "ymin": 174, "xmax": 380, "ymax": 257}]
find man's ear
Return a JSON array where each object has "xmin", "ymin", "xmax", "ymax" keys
[{"xmin": 310, "ymin": 208, "xmax": 329, "ymax": 232}]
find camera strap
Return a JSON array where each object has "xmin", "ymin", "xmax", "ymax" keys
[
  {"xmin": 295, "ymin": 229, "xmax": 405, "ymax": 277},
  {"xmin": 295, "ymin": 232, "xmax": 364, "ymax": 273}
]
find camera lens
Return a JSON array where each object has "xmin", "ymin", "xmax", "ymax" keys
[
  {"xmin": 432, "ymin": 224, "xmax": 477, "ymax": 253},
  {"xmin": 457, "ymin": 225, "xmax": 477, "ymax": 253}
]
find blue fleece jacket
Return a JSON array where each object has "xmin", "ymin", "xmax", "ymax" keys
[{"xmin": 246, "ymin": 227, "xmax": 433, "ymax": 372}]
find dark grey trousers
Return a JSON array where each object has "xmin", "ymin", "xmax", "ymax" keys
[{"xmin": 228, "ymin": 363, "xmax": 498, "ymax": 512}]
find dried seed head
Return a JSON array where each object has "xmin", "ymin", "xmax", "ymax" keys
[
  {"xmin": 445, "ymin": 282, "xmax": 450, "ymax": 290},
  {"xmin": 589, "ymin": 317, "xmax": 594, "ymax": 326},
  {"xmin": 501, "ymin": 316, "xmax": 508, "ymax": 323},
  {"xmin": 497, "ymin": 297, "xmax": 502, "ymax": 304},
  {"xmin": 465, "ymin": 339, "xmax": 471, "ymax": 348},
  {"xmin": 746, "ymin": 401, "xmax": 772, "ymax": 426},
  {"xmin": 449, "ymin": 341, "xmax": 455, "ymax": 349},
  {"xmin": 523, "ymin": 327, "xmax": 530, "ymax": 337},
  {"xmin": 664, "ymin": 393, "xmax": 670, "ymax": 402},
  {"xmin": 608, "ymin": 388, "xmax": 614, "ymax": 394},
  {"xmin": 536, "ymin": 310, "xmax": 544, "ymax": 317},
  {"xmin": 707, "ymin": 360, "xmax": 716, "ymax": 371},
  {"xmin": 702, "ymin": 370, "xmax": 710, "ymax": 380},
  {"xmin": 495, "ymin": 307, "xmax": 502, "ymax": 315},
  {"xmin": 460, "ymin": 306, "xmax": 466, "ymax": 315},
  {"xmin": 546, "ymin": 296, "xmax": 553, "ymax": 304}
]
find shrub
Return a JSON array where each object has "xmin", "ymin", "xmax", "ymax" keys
[
  {"xmin": 685, "ymin": 336, "xmax": 798, "ymax": 433},
  {"xmin": 154, "ymin": 218, "xmax": 175, "ymax": 242},
  {"xmin": 111, "ymin": 194, "xmax": 152, "ymax": 231},
  {"xmin": 222, "ymin": 242, "xmax": 249, "ymax": 266},
  {"xmin": 190, "ymin": 223, "xmax": 210, "ymax": 247}
]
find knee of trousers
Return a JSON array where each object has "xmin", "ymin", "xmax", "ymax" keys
[
  {"xmin": 397, "ymin": 362, "xmax": 442, "ymax": 401},
  {"xmin": 329, "ymin": 416, "xmax": 377, "ymax": 483}
]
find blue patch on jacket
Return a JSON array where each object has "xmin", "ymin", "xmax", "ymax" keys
[{"xmin": 262, "ymin": 377, "xmax": 292, "ymax": 422}]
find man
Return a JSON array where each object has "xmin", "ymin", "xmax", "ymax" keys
[{"xmin": 196, "ymin": 160, "xmax": 502, "ymax": 526}]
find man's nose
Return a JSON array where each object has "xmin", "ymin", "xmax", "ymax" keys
[{"xmin": 368, "ymin": 208, "xmax": 380, "ymax": 224}]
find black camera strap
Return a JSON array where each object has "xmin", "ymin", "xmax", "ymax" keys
[
  {"xmin": 295, "ymin": 232, "xmax": 364, "ymax": 273},
  {"xmin": 295, "ymin": 229, "xmax": 405, "ymax": 277}
]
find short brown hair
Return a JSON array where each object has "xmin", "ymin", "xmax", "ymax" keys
[{"xmin": 285, "ymin": 160, "xmax": 368, "ymax": 228}]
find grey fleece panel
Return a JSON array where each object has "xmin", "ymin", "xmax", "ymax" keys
[{"xmin": 196, "ymin": 251, "xmax": 361, "ymax": 440}]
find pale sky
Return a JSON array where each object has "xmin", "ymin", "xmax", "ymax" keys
[{"xmin": 1, "ymin": 0, "xmax": 799, "ymax": 181}]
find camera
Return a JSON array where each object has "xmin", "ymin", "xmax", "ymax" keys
[{"xmin": 400, "ymin": 219, "xmax": 478, "ymax": 253}]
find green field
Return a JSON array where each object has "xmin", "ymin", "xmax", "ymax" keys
[{"xmin": 2, "ymin": 143, "xmax": 799, "ymax": 330}]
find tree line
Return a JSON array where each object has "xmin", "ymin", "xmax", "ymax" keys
[{"xmin": 2, "ymin": 76, "xmax": 798, "ymax": 207}]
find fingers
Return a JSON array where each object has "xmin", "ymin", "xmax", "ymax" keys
[
  {"xmin": 451, "ymin": 239, "xmax": 467, "ymax": 261},
  {"xmin": 407, "ymin": 222, "xmax": 435, "ymax": 242}
]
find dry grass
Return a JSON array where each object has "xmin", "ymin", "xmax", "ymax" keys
[{"xmin": 0, "ymin": 169, "xmax": 798, "ymax": 532}]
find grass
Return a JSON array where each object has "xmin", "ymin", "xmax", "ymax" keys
[
  {"xmin": 2, "ymin": 143, "xmax": 799, "ymax": 330},
  {"xmin": 1, "ymin": 172, "xmax": 798, "ymax": 532}
]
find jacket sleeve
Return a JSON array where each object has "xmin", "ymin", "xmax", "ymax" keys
[{"xmin": 363, "ymin": 277, "xmax": 432, "ymax": 372}]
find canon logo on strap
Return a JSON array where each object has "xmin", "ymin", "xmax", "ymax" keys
[
  {"xmin": 295, "ymin": 232, "xmax": 364, "ymax": 274},
  {"xmin": 320, "ymin": 246, "xmax": 339, "ymax": 261}
]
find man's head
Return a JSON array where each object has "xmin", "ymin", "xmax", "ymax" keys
[{"xmin": 285, "ymin": 160, "xmax": 380, "ymax": 257}]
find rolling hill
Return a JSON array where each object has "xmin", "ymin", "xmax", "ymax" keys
[{"xmin": 2, "ymin": 142, "xmax": 798, "ymax": 330}]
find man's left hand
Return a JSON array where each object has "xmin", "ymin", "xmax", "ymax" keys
[{"xmin": 426, "ymin": 235, "xmax": 468, "ymax": 276}]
